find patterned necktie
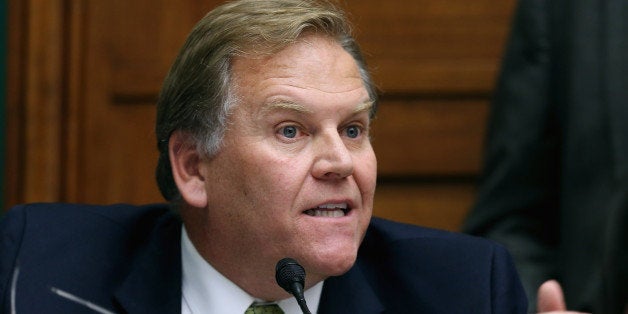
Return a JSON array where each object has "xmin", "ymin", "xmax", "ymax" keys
[{"xmin": 245, "ymin": 302, "xmax": 285, "ymax": 314}]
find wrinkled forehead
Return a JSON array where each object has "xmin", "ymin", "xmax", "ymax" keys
[{"xmin": 230, "ymin": 34, "xmax": 369, "ymax": 103}]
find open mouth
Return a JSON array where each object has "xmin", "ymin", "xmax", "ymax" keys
[{"xmin": 304, "ymin": 203, "xmax": 350, "ymax": 217}]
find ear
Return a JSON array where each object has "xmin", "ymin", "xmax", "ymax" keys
[{"xmin": 169, "ymin": 131, "xmax": 208, "ymax": 208}]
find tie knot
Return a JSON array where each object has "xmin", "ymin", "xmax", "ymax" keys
[{"xmin": 245, "ymin": 302, "xmax": 284, "ymax": 314}]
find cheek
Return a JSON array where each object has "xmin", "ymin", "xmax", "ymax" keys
[
  {"xmin": 240, "ymin": 153, "xmax": 308, "ymax": 200},
  {"xmin": 355, "ymin": 150, "xmax": 377, "ymax": 195}
]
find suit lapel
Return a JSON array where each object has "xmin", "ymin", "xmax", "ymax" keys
[
  {"xmin": 114, "ymin": 214, "xmax": 182, "ymax": 314},
  {"xmin": 112, "ymin": 213, "xmax": 385, "ymax": 313},
  {"xmin": 318, "ymin": 264, "xmax": 385, "ymax": 314}
]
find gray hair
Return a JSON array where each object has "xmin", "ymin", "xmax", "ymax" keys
[{"xmin": 155, "ymin": 0, "xmax": 378, "ymax": 202}]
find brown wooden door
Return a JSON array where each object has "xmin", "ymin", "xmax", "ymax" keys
[
  {"xmin": 6, "ymin": 0, "xmax": 515, "ymax": 231},
  {"xmin": 65, "ymin": 0, "xmax": 224, "ymax": 204}
]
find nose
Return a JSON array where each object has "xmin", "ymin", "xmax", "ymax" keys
[{"xmin": 311, "ymin": 130, "xmax": 354, "ymax": 180}]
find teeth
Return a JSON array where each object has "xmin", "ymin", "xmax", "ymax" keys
[
  {"xmin": 304, "ymin": 203, "xmax": 348, "ymax": 217},
  {"xmin": 317, "ymin": 203, "xmax": 348, "ymax": 210},
  {"xmin": 304, "ymin": 209, "xmax": 345, "ymax": 217}
]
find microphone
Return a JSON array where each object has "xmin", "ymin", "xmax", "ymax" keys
[{"xmin": 275, "ymin": 258, "xmax": 312, "ymax": 314}]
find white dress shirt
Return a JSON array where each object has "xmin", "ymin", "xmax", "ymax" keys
[{"xmin": 181, "ymin": 227, "xmax": 323, "ymax": 314}]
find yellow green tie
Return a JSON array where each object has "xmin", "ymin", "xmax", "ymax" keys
[{"xmin": 245, "ymin": 302, "xmax": 284, "ymax": 314}]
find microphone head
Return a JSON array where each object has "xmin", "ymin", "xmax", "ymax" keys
[{"xmin": 275, "ymin": 257, "xmax": 306, "ymax": 293}]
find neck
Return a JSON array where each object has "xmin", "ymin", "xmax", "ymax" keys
[{"xmin": 181, "ymin": 210, "xmax": 320, "ymax": 300}]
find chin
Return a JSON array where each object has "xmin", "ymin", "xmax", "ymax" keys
[{"xmin": 308, "ymin": 249, "xmax": 358, "ymax": 278}]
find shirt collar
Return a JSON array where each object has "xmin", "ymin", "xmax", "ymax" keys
[{"xmin": 181, "ymin": 226, "xmax": 323, "ymax": 314}]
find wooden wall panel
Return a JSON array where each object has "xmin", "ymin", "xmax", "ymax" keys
[
  {"xmin": 63, "ymin": 0, "xmax": 223, "ymax": 204},
  {"xmin": 5, "ymin": 0, "xmax": 65, "ymax": 205},
  {"xmin": 374, "ymin": 182, "xmax": 476, "ymax": 231},
  {"xmin": 5, "ymin": 0, "xmax": 516, "ymax": 231},
  {"xmin": 345, "ymin": 0, "xmax": 516, "ymax": 93},
  {"xmin": 5, "ymin": 0, "xmax": 26, "ymax": 207},
  {"xmin": 346, "ymin": 0, "xmax": 515, "ymax": 228},
  {"xmin": 105, "ymin": 1, "xmax": 220, "ymax": 101},
  {"xmin": 373, "ymin": 99, "xmax": 489, "ymax": 176}
]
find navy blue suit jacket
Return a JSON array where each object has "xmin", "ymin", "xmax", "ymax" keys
[{"xmin": 1, "ymin": 203, "xmax": 527, "ymax": 313}]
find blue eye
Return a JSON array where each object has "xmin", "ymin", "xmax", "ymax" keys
[
  {"xmin": 346, "ymin": 126, "xmax": 361, "ymax": 138},
  {"xmin": 281, "ymin": 126, "xmax": 298, "ymax": 138}
]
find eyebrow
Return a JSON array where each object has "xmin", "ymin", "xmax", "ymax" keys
[
  {"xmin": 260, "ymin": 101, "xmax": 314, "ymax": 115},
  {"xmin": 354, "ymin": 101, "xmax": 374, "ymax": 114},
  {"xmin": 260, "ymin": 100, "xmax": 374, "ymax": 115}
]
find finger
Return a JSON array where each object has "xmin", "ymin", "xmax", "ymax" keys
[{"xmin": 537, "ymin": 280, "xmax": 566, "ymax": 312}]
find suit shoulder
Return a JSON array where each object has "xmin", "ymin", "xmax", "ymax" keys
[
  {"xmin": 0, "ymin": 203, "xmax": 177, "ymax": 259},
  {"xmin": 361, "ymin": 217, "xmax": 512, "ymax": 268},
  {"xmin": 355, "ymin": 218, "xmax": 527, "ymax": 312},
  {"xmin": 3, "ymin": 202, "xmax": 172, "ymax": 230},
  {"xmin": 0, "ymin": 203, "xmax": 181, "ymax": 313},
  {"xmin": 365, "ymin": 217, "xmax": 493, "ymax": 247}
]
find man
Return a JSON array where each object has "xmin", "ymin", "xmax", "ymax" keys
[
  {"xmin": 463, "ymin": 0, "xmax": 628, "ymax": 312},
  {"xmin": 1, "ymin": 0, "xmax": 528, "ymax": 313}
]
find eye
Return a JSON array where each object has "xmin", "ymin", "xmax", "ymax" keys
[
  {"xmin": 279, "ymin": 125, "xmax": 299, "ymax": 139},
  {"xmin": 344, "ymin": 125, "xmax": 362, "ymax": 139}
]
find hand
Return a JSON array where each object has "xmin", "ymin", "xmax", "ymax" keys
[{"xmin": 536, "ymin": 280, "xmax": 590, "ymax": 314}]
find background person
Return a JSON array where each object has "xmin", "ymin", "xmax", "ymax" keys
[{"xmin": 464, "ymin": 0, "xmax": 628, "ymax": 312}]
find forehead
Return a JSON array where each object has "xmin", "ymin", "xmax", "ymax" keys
[{"xmin": 230, "ymin": 34, "xmax": 367, "ymax": 100}]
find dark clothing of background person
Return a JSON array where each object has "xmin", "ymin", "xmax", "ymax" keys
[{"xmin": 463, "ymin": 0, "xmax": 628, "ymax": 313}]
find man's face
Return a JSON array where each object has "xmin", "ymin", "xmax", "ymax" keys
[{"xmin": 199, "ymin": 34, "xmax": 376, "ymax": 285}]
